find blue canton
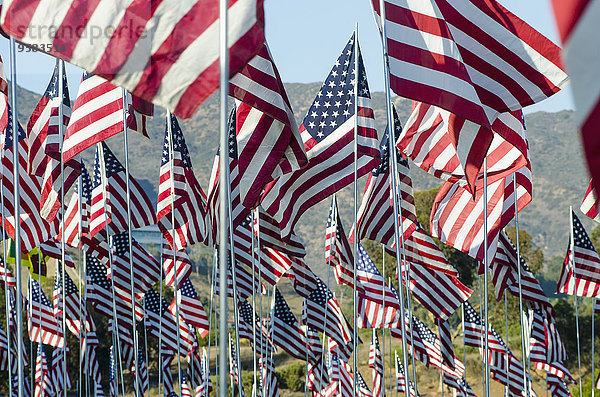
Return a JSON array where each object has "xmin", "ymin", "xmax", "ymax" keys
[{"xmin": 161, "ymin": 115, "xmax": 193, "ymax": 168}]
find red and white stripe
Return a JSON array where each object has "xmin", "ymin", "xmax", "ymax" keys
[
  {"xmin": 34, "ymin": 345, "xmax": 52, "ymax": 397},
  {"xmin": 368, "ymin": 331, "xmax": 384, "ymax": 397},
  {"xmin": 372, "ymin": 0, "xmax": 567, "ymax": 128},
  {"xmin": 256, "ymin": 207, "xmax": 306, "ymax": 258},
  {"xmin": 400, "ymin": 101, "xmax": 528, "ymax": 191},
  {"xmin": 547, "ymin": 373, "xmax": 572, "ymax": 397},
  {"xmin": 557, "ymin": 249, "xmax": 600, "ymax": 297},
  {"xmin": 162, "ymin": 241, "xmax": 192, "ymax": 289},
  {"xmin": 145, "ymin": 289, "xmax": 194, "ymax": 356},
  {"xmin": 431, "ymin": 163, "xmax": 532, "ymax": 263},
  {"xmin": 51, "ymin": 347, "xmax": 72, "ymax": 395},
  {"xmin": 551, "ymin": 0, "xmax": 600, "ymax": 204},
  {"xmin": 170, "ymin": 278, "xmax": 210, "ymax": 337},
  {"xmin": 286, "ymin": 256, "xmax": 318, "ymax": 299},
  {"xmin": 581, "ymin": 180, "xmax": 600, "ymax": 222},
  {"xmin": 28, "ymin": 278, "xmax": 65, "ymax": 348}
]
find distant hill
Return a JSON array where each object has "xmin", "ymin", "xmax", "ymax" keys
[{"xmin": 11, "ymin": 80, "xmax": 592, "ymax": 276}]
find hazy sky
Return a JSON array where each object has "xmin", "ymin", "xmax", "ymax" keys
[{"xmin": 0, "ymin": 0, "xmax": 573, "ymax": 113}]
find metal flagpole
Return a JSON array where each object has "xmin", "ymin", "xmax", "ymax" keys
[
  {"xmin": 352, "ymin": 22, "xmax": 359, "ymax": 397},
  {"xmin": 121, "ymin": 89, "xmax": 141, "ymax": 395},
  {"xmin": 218, "ymin": 0, "xmax": 230, "ymax": 394},
  {"xmin": 158, "ymin": 237, "xmax": 165, "ymax": 397},
  {"xmin": 229, "ymin": 333, "xmax": 235, "ymax": 395},
  {"xmin": 570, "ymin": 206, "xmax": 583, "ymax": 397},
  {"xmin": 206, "ymin": 248, "xmax": 218, "ymax": 397},
  {"xmin": 375, "ymin": 2, "xmax": 411, "ymax": 392},
  {"xmin": 389, "ymin": 277, "xmax": 394, "ymax": 397},
  {"xmin": 394, "ymin": 350, "xmax": 399, "ymax": 397},
  {"xmin": 381, "ymin": 250, "xmax": 386, "ymax": 396},
  {"xmin": 37, "ymin": 258, "xmax": 43, "ymax": 394},
  {"xmin": 8, "ymin": 35, "xmax": 24, "ymax": 397},
  {"xmin": 462, "ymin": 304, "xmax": 467, "ymax": 382},
  {"xmin": 483, "ymin": 158, "xmax": 490, "ymax": 397},
  {"xmin": 504, "ymin": 292, "xmax": 509, "ymax": 397},
  {"xmin": 478, "ymin": 275, "xmax": 485, "ymax": 389},
  {"xmin": 0, "ymin": 175, "xmax": 13, "ymax": 397},
  {"xmin": 593, "ymin": 300, "xmax": 596, "ymax": 397},
  {"xmin": 166, "ymin": 111, "xmax": 184, "ymax": 393},
  {"xmin": 58, "ymin": 58, "xmax": 69, "ymax": 397},
  {"xmin": 76, "ymin": 173, "xmax": 86, "ymax": 397},
  {"xmin": 513, "ymin": 175, "xmax": 530, "ymax": 397},
  {"xmin": 321, "ymin": 194, "xmax": 336, "ymax": 388},
  {"xmin": 251, "ymin": 209, "xmax": 258, "ymax": 397},
  {"xmin": 256, "ymin": 209, "xmax": 265, "ymax": 397}
]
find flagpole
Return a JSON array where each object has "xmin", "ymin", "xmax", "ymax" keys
[
  {"xmin": 321, "ymin": 194, "xmax": 336, "ymax": 389},
  {"xmin": 206, "ymin": 248, "xmax": 217, "ymax": 397},
  {"xmin": 166, "ymin": 111, "xmax": 184, "ymax": 394},
  {"xmin": 483, "ymin": 157, "xmax": 490, "ymax": 397},
  {"xmin": 158, "ymin": 238, "xmax": 164, "ymax": 397},
  {"xmin": 304, "ymin": 328, "xmax": 309, "ymax": 397},
  {"xmin": 77, "ymin": 172, "xmax": 87, "ymax": 397},
  {"xmin": 218, "ymin": 0, "xmax": 230, "ymax": 394},
  {"xmin": 375, "ymin": 1, "xmax": 411, "ymax": 392},
  {"xmin": 120, "ymin": 88, "xmax": 141, "ymax": 396},
  {"xmin": 352, "ymin": 22, "xmax": 359, "ymax": 397},
  {"xmin": 389, "ymin": 277, "xmax": 394, "ymax": 397},
  {"xmin": 256, "ymin": 209, "xmax": 265, "ymax": 397},
  {"xmin": 461, "ymin": 304, "xmax": 467, "ymax": 383},
  {"xmin": 381, "ymin": 254, "xmax": 386, "ymax": 397},
  {"xmin": 504, "ymin": 291, "xmax": 509, "ymax": 397},
  {"xmin": 570, "ymin": 206, "xmax": 583, "ymax": 397},
  {"xmin": 58, "ymin": 58, "xmax": 69, "ymax": 397},
  {"xmin": 0, "ymin": 171, "xmax": 13, "ymax": 397},
  {"xmin": 512, "ymin": 175, "xmax": 530, "ymax": 397},
  {"xmin": 251, "ymin": 209, "xmax": 258, "ymax": 397},
  {"xmin": 593, "ymin": 300, "xmax": 596, "ymax": 397},
  {"xmin": 8, "ymin": 35, "xmax": 24, "ymax": 397},
  {"xmin": 477, "ymin": 275, "xmax": 485, "ymax": 390}
]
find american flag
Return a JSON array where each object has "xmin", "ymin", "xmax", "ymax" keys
[
  {"xmin": 551, "ymin": 0, "xmax": 600, "ymax": 202},
  {"xmin": 213, "ymin": 259, "xmax": 266, "ymax": 300},
  {"xmin": 195, "ymin": 347, "xmax": 213, "ymax": 397},
  {"xmin": 229, "ymin": 335, "xmax": 245, "ymax": 395},
  {"xmin": 564, "ymin": 211, "xmax": 600, "ymax": 285},
  {"xmin": 350, "ymin": 105, "xmax": 417, "ymax": 247},
  {"xmin": 557, "ymin": 248, "xmax": 600, "ymax": 297},
  {"xmin": 368, "ymin": 330, "xmax": 383, "ymax": 397},
  {"xmin": 0, "ymin": 326, "xmax": 8, "ymax": 371},
  {"xmin": 462, "ymin": 301, "xmax": 508, "ymax": 354},
  {"xmin": 259, "ymin": 355, "xmax": 280, "ymax": 397},
  {"xmin": 0, "ymin": 259, "xmax": 16, "ymax": 287},
  {"xmin": 305, "ymin": 327, "xmax": 328, "ymax": 392},
  {"xmin": 271, "ymin": 288, "xmax": 309, "ymax": 361},
  {"xmin": 357, "ymin": 246, "xmax": 401, "ymax": 329},
  {"xmin": 372, "ymin": 0, "xmax": 567, "ymax": 128},
  {"xmin": 443, "ymin": 376, "xmax": 476, "ymax": 397},
  {"xmin": 170, "ymin": 277, "xmax": 210, "ymax": 337},
  {"xmin": 286, "ymin": 256, "xmax": 318, "ymax": 299},
  {"xmin": 186, "ymin": 337, "xmax": 203, "ymax": 388},
  {"xmin": 438, "ymin": 319, "xmax": 455, "ymax": 371},
  {"xmin": 547, "ymin": 373, "xmax": 572, "ymax": 397},
  {"xmin": 397, "ymin": 224, "xmax": 459, "ymax": 276},
  {"xmin": 229, "ymin": 43, "xmax": 307, "ymax": 209},
  {"xmin": 337, "ymin": 357, "xmax": 355, "ymax": 397},
  {"xmin": 395, "ymin": 352, "xmax": 420, "ymax": 397},
  {"xmin": 413, "ymin": 316, "xmax": 448, "ymax": 372},
  {"xmin": 399, "ymin": 101, "xmax": 528, "ymax": 193},
  {"xmin": 61, "ymin": 72, "xmax": 152, "ymax": 162},
  {"xmin": 26, "ymin": 60, "xmax": 81, "ymax": 223},
  {"xmin": 157, "ymin": 115, "xmax": 207, "ymax": 251},
  {"xmin": 181, "ymin": 370, "xmax": 193, "ymax": 397},
  {"xmin": 40, "ymin": 239, "xmax": 76, "ymax": 269},
  {"xmin": 261, "ymin": 34, "xmax": 380, "ymax": 241},
  {"xmin": 302, "ymin": 278, "xmax": 354, "ymax": 362},
  {"xmin": 486, "ymin": 348, "xmax": 528, "ymax": 396},
  {"xmin": 131, "ymin": 348, "xmax": 149, "ymax": 397},
  {"xmin": 389, "ymin": 304, "xmax": 430, "ymax": 367},
  {"xmin": 401, "ymin": 261, "xmax": 472, "ymax": 321},
  {"xmin": 356, "ymin": 370, "xmax": 374, "ymax": 397},
  {"xmin": 491, "ymin": 230, "xmax": 554, "ymax": 317},
  {"xmin": 109, "ymin": 232, "xmax": 161, "ymax": 299},
  {"xmin": 237, "ymin": 297, "xmax": 273, "ymax": 354},
  {"xmin": 34, "ymin": 344, "xmax": 52, "ymax": 397},
  {"xmin": 82, "ymin": 331, "xmax": 102, "ymax": 386},
  {"xmin": 162, "ymin": 350, "xmax": 175, "ymax": 397},
  {"xmin": 109, "ymin": 346, "xmax": 117, "ymax": 397},
  {"xmin": 1, "ymin": 0, "xmax": 265, "ymax": 119},
  {"xmin": 528, "ymin": 310, "xmax": 572, "ymax": 383},
  {"xmin": 162, "ymin": 241, "xmax": 193, "ymax": 289},
  {"xmin": 255, "ymin": 208, "xmax": 306, "ymax": 258},
  {"xmin": 28, "ymin": 277, "xmax": 64, "ymax": 348},
  {"xmin": 144, "ymin": 288, "xmax": 194, "ymax": 356},
  {"xmin": 325, "ymin": 197, "xmax": 360, "ymax": 291},
  {"xmin": 7, "ymin": 288, "xmax": 28, "ymax": 374},
  {"xmin": 431, "ymin": 163, "xmax": 532, "ymax": 263},
  {"xmin": 50, "ymin": 347, "xmax": 71, "ymax": 395},
  {"xmin": 0, "ymin": 56, "xmax": 7, "ymax": 136},
  {"xmin": 88, "ymin": 142, "xmax": 155, "ymax": 239},
  {"xmin": 59, "ymin": 160, "xmax": 92, "ymax": 248},
  {"xmin": 95, "ymin": 382, "xmax": 105, "ymax": 397},
  {"xmin": 52, "ymin": 262, "xmax": 91, "ymax": 338},
  {"xmin": 1, "ymin": 106, "xmax": 58, "ymax": 252},
  {"xmin": 581, "ymin": 181, "xmax": 600, "ymax": 222}
]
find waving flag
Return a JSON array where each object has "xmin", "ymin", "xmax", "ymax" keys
[
  {"xmin": 131, "ymin": 348, "xmax": 149, "ymax": 397},
  {"xmin": 395, "ymin": 352, "xmax": 420, "ymax": 397},
  {"xmin": 368, "ymin": 331, "xmax": 383, "ymax": 397},
  {"xmin": 89, "ymin": 142, "xmax": 155, "ymax": 238},
  {"xmin": 399, "ymin": 101, "xmax": 528, "ymax": 192},
  {"xmin": 196, "ymin": 347, "xmax": 213, "ymax": 397},
  {"xmin": 438, "ymin": 319, "xmax": 455, "ymax": 371},
  {"xmin": 52, "ymin": 262, "xmax": 92, "ymax": 338},
  {"xmin": 60, "ymin": 160, "xmax": 92, "ymax": 247},
  {"xmin": 157, "ymin": 115, "xmax": 207, "ymax": 250},
  {"xmin": 547, "ymin": 373, "xmax": 572, "ymax": 397},
  {"xmin": 34, "ymin": 344, "xmax": 52, "ymax": 397},
  {"xmin": 51, "ymin": 347, "xmax": 71, "ymax": 395},
  {"xmin": 62, "ymin": 72, "xmax": 152, "ymax": 162},
  {"xmin": 229, "ymin": 335, "xmax": 245, "ymax": 395},
  {"xmin": 397, "ymin": 224, "xmax": 458, "ymax": 276},
  {"xmin": 237, "ymin": 297, "xmax": 273, "ymax": 354},
  {"xmin": 528, "ymin": 310, "xmax": 572, "ymax": 382},
  {"xmin": 261, "ymin": 34, "xmax": 380, "ymax": 241},
  {"xmin": 28, "ymin": 277, "xmax": 64, "ymax": 348},
  {"xmin": 325, "ymin": 197, "xmax": 360, "ymax": 291},
  {"xmin": 0, "ymin": 260, "xmax": 15, "ymax": 287},
  {"xmin": 581, "ymin": 181, "xmax": 600, "ymax": 222},
  {"xmin": 372, "ymin": 0, "xmax": 567, "ymax": 128},
  {"xmin": 162, "ymin": 241, "xmax": 193, "ymax": 289},
  {"xmin": 350, "ymin": 106, "xmax": 417, "ymax": 246},
  {"xmin": 260, "ymin": 355, "xmax": 280, "ymax": 397},
  {"xmin": 271, "ymin": 289, "xmax": 309, "ymax": 361},
  {"xmin": 565, "ymin": 210, "xmax": 600, "ymax": 284},
  {"xmin": 170, "ymin": 278, "xmax": 210, "ymax": 337},
  {"xmin": 462, "ymin": 301, "xmax": 508, "ymax": 353}
]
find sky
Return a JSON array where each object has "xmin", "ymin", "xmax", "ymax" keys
[{"xmin": 0, "ymin": 0, "xmax": 574, "ymax": 114}]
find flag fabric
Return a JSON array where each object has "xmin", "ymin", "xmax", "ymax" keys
[
  {"xmin": 462, "ymin": 301, "xmax": 508, "ymax": 354},
  {"xmin": 302, "ymin": 278, "xmax": 354, "ymax": 362},
  {"xmin": 229, "ymin": 43, "xmax": 308, "ymax": 209},
  {"xmin": 59, "ymin": 160, "xmax": 92, "ymax": 247},
  {"xmin": 350, "ymin": 105, "xmax": 417, "ymax": 247},
  {"xmin": 271, "ymin": 288, "xmax": 309, "ymax": 361},
  {"xmin": 157, "ymin": 115, "xmax": 207, "ymax": 251},
  {"xmin": 395, "ymin": 352, "xmax": 420, "ymax": 397},
  {"xmin": 28, "ymin": 277, "xmax": 65, "ymax": 348},
  {"xmin": 254, "ymin": 208, "xmax": 306, "ymax": 257},
  {"xmin": 229, "ymin": 336, "xmax": 245, "ymax": 394},
  {"xmin": 491, "ymin": 230, "xmax": 554, "ymax": 316},
  {"xmin": 397, "ymin": 224, "xmax": 459, "ymax": 276},
  {"xmin": 565, "ymin": 211, "xmax": 600, "ymax": 285},
  {"xmin": 144, "ymin": 288, "xmax": 194, "ymax": 356},
  {"xmin": 371, "ymin": 0, "xmax": 567, "ymax": 128},
  {"xmin": 305, "ymin": 327, "xmax": 328, "ymax": 392},
  {"xmin": 213, "ymin": 259, "xmax": 266, "ymax": 300},
  {"xmin": 528, "ymin": 310, "xmax": 572, "ymax": 382},
  {"xmin": 0, "ymin": 326, "xmax": 9, "ymax": 371},
  {"xmin": 89, "ymin": 142, "xmax": 155, "ymax": 238},
  {"xmin": 7, "ymin": 288, "xmax": 29, "ymax": 374},
  {"xmin": 260, "ymin": 355, "xmax": 280, "ymax": 397},
  {"xmin": 261, "ymin": 34, "xmax": 380, "ymax": 241},
  {"xmin": 195, "ymin": 347, "xmax": 213, "ymax": 397},
  {"xmin": 0, "ymin": 55, "xmax": 8, "ymax": 135},
  {"xmin": 486, "ymin": 348, "xmax": 528, "ymax": 396},
  {"xmin": 551, "ymin": 0, "xmax": 600, "ymax": 201},
  {"xmin": 401, "ymin": 261, "xmax": 472, "ymax": 321},
  {"xmin": 34, "ymin": 344, "xmax": 52, "ymax": 397},
  {"xmin": 399, "ymin": 101, "xmax": 528, "ymax": 192},
  {"xmin": 1, "ymin": 0, "xmax": 266, "ymax": 119},
  {"xmin": 169, "ymin": 278, "xmax": 210, "ymax": 337},
  {"xmin": 131, "ymin": 348, "xmax": 149, "ymax": 397},
  {"xmin": 325, "ymin": 197, "xmax": 359, "ymax": 291},
  {"xmin": 0, "ymin": 259, "xmax": 16, "ymax": 287},
  {"xmin": 356, "ymin": 370, "xmax": 374, "ymax": 397},
  {"xmin": 438, "ymin": 319, "xmax": 455, "ymax": 370},
  {"xmin": 61, "ymin": 72, "xmax": 152, "ymax": 162},
  {"xmin": 52, "ymin": 262, "xmax": 92, "ymax": 338},
  {"xmin": 181, "ymin": 370, "xmax": 193, "ymax": 397},
  {"xmin": 581, "ymin": 181, "xmax": 600, "ymax": 222},
  {"xmin": 286, "ymin": 256, "xmax": 319, "ymax": 299},
  {"xmin": 109, "ymin": 346, "xmax": 117, "ymax": 397},
  {"xmin": 389, "ymin": 308, "xmax": 430, "ymax": 367},
  {"xmin": 443, "ymin": 376, "xmax": 477, "ymax": 397},
  {"xmin": 431, "ymin": 163, "xmax": 532, "ymax": 263},
  {"xmin": 162, "ymin": 351, "xmax": 175, "ymax": 397},
  {"xmin": 368, "ymin": 330, "xmax": 383, "ymax": 397},
  {"xmin": 547, "ymin": 373, "xmax": 572, "ymax": 397},
  {"xmin": 26, "ymin": 60, "xmax": 81, "ymax": 222},
  {"xmin": 162, "ymin": 241, "xmax": 193, "ymax": 289},
  {"xmin": 51, "ymin": 347, "xmax": 71, "ymax": 396},
  {"xmin": 237, "ymin": 297, "xmax": 273, "ymax": 353},
  {"xmin": 557, "ymin": 249, "xmax": 600, "ymax": 297}
]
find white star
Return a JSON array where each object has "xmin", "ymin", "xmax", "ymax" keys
[
  {"xmin": 332, "ymin": 111, "xmax": 339, "ymax": 118},
  {"xmin": 328, "ymin": 81, "xmax": 336, "ymax": 88},
  {"xmin": 308, "ymin": 121, "xmax": 315, "ymax": 128},
  {"xmin": 321, "ymin": 111, "xmax": 329, "ymax": 118},
  {"xmin": 319, "ymin": 121, "xmax": 326, "ymax": 128},
  {"xmin": 324, "ymin": 101, "xmax": 331, "ymax": 108},
  {"xmin": 334, "ymin": 101, "xmax": 341, "ymax": 108},
  {"xmin": 314, "ymin": 101, "xmax": 321, "ymax": 108},
  {"xmin": 326, "ymin": 91, "xmax": 333, "ymax": 98},
  {"xmin": 317, "ymin": 131, "xmax": 324, "ymax": 138},
  {"xmin": 311, "ymin": 111, "xmax": 318, "ymax": 118},
  {"xmin": 329, "ymin": 120, "xmax": 337, "ymax": 128}
]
